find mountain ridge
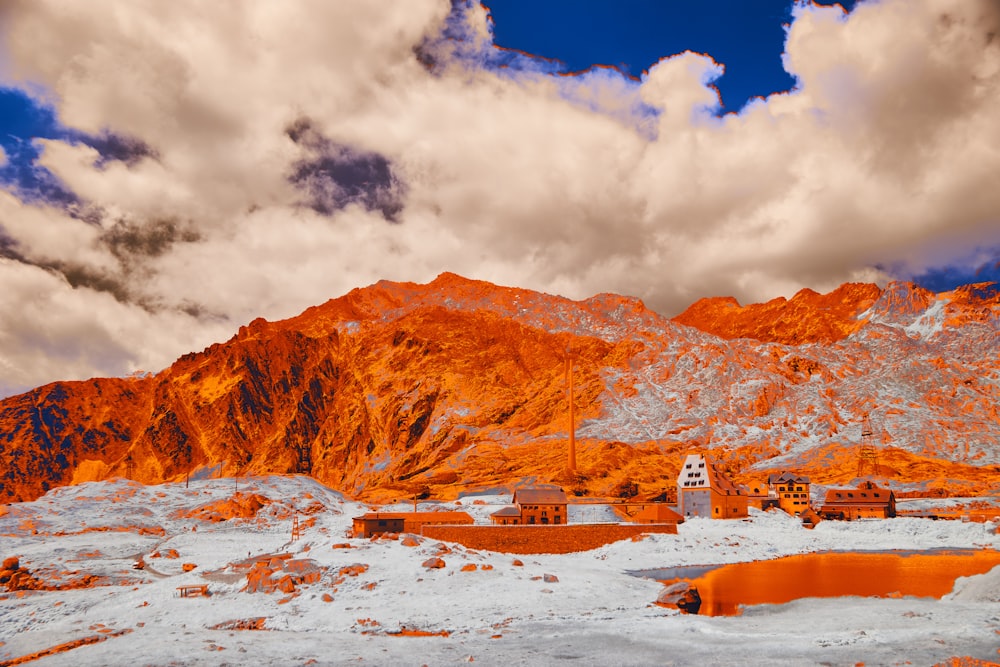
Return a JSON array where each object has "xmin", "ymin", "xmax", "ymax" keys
[{"xmin": 1, "ymin": 274, "xmax": 998, "ymax": 503}]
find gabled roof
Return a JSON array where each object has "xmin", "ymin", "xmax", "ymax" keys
[
  {"xmin": 513, "ymin": 486, "xmax": 568, "ymax": 505},
  {"xmin": 767, "ymin": 472, "xmax": 810, "ymax": 485},
  {"xmin": 353, "ymin": 511, "xmax": 473, "ymax": 523},
  {"xmin": 678, "ymin": 452, "xmax": 748, "ymax": 496},
  {"xmin": 821, "ymin": 483, "xmax": 894, "ymax": 506},
  {"xmin": 490, "ymin": 506, "xmax": 522, "ymax": 517}
]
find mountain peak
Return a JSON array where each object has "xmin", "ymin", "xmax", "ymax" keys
[{"xmin": 672, "ymin": 282, "xmax": 881, "ymax": 344}]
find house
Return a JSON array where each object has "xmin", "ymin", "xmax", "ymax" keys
[
  {"xmin": 490, "ymin": 486, "xmax": 568, "ymax": 525},
  {"xmin": 800, "ymin": 507, "xmax": 822, "ymax": 529},
  {"xmin": 745, "ymin": 478, "xmax": 779, "ymax": 512},
  {"xmin": 767, "ymin": 472, "xmax": 811, "ymax": 516},
  {"xmin": 818, "ymin": 481, "xmax": 896, "ymax": 520},
  {"xmin": 351, "ymin": 511, "xmax": 474, "ymax": 538},
  {"xmin": 677, "ymin": 453, "xmax": 749, "ymax": 519},
  {"xmin": 629, "ymin": 503, "xmax": 684, "ymax": 525}
]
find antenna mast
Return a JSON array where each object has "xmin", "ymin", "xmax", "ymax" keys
[{"xmin": 856, "ymin": 412, "xmax": 882, "ymax": 478}]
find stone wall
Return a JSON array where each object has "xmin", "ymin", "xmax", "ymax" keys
[{"xmin": 419, "ymin": 523, "xmax": 678, "ymax": 554}]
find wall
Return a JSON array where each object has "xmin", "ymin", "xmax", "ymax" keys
[
  {"xmin": 419, "ymin": 523, "xmax": 678, "ymax": 554},
  {"xmin": 680, "ymin": 488, "xmax": 711, "ymax": 518}
]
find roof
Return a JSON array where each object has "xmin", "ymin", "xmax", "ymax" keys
[
  {"xmin": 767, "ymin": 472, "xmax": 810, "ymax": 485},
  {"xmin": 353, "ymin": 511, "xmax": 474, "ymax": 523},
  {"xmin": 633, "ymin": 504, "xmax": 684, "ymax": 523},
  {"xmin": 490, "ymin": 506, "xmax": 522, "ymax": 517},
  {"xmin": 677, "ymin": 452, "xmax": 747, "ymax": 496},
  {"xmin": 821, "ymin": 483, "xmax": 894, "ymax": 506},
  {"xmin": 513, "ymin": 486, "xmax": 568, "ymax": 505}
]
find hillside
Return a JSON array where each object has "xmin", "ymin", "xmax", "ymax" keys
[{"xmin": 1, "ymin": 273, "xmax": 998, "ymax": 503}]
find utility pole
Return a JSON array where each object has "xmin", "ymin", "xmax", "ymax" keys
[{"xmin": 565, "ymin": 349, "xmax": 577, "ymax": 475}]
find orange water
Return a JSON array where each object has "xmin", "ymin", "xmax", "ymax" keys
[{"xmin": 659, "ymin": 549, "xmax": 1000, "ymax": 616}]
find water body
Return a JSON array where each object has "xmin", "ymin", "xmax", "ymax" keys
[{"xmin": 632, "ymin": 549, "xmax": 1000, "ymax": 616}]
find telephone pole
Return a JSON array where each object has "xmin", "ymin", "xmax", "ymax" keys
[{"xmin": 565, "ymin": 350, "xmax": 577, "ymax": 474}]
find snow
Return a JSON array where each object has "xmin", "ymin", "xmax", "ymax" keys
[{"xmin": 2, "ymin": 475, "xmax": 999, "ymax": 666}]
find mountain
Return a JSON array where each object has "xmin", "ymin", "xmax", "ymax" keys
[{"xmin": 1, "ymin": 273, "xmax": 998, "ymax": 503}]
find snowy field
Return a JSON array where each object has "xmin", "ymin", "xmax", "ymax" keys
[{"xmin": 1, "ymin": 475, "xmax": 998, "ymax": 666}]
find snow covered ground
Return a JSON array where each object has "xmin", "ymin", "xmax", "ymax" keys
[{"xmin": 1, "ymin": 475, "xmax": 998, "ymax": 666}]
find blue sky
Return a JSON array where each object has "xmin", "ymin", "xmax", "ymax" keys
[
  {"xmin": 0, "ymin": 0, "xmax": 998, "ymax": 393},
  {"xmin": 486, "ymin": 0, "xmax": 854, "ymax": 112}
]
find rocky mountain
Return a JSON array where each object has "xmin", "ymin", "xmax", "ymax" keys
[{"xmin": 1, "ymin": 273, "xmax": 998, "ymax": 504}]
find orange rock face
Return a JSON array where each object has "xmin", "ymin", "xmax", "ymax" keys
[
  {"xmin": 672, "ymin": 282, "xmax": 883, "ymax": 344},
  {"xmin": 0, "ymin": 274, "xmax": 997, "ymax": 503}
]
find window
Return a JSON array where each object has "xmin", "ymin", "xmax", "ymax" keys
[
  {"xmin": 378, "ymin": 520, "xmax": 386, "ymax": 527},
  {"xmin": 796, "ymin": 486, "xmax": 803, "ymax": 491},
  {"xmin": 699, "ymin": 463, "xmax": 705, "ymax": 468},
  {"xmin": 686, "ymin": 464, "xmax": 692, "ymax": 469}
]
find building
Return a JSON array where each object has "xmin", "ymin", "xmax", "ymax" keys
[
  {"xmin": 800, "ymin": 507, "xmax": 822, "ymax": 529},
  {"xmin": 818, "ymin": 481, "xmax": 896, "ymax": 520},
  {"xmin": 745, "ymin": 478, "xmax": 779, "ymax": 512},
  {"xmin": 351, "ymin": 511, "xmax": 474, "ymax": 538},
  {"xmin": 677, "ymin": 453, "xmax": 749, "ymax": 519},
  {"xmin": 490, "ymin": 486, "xmax": 568, "ymax": 525},
  {"xmin": 629, "ymin": 503, "xmax": 684, "ymax": 525},
  {"xmin": 767, "ymin": 472, "xmax": 811, "ymax": 516}
]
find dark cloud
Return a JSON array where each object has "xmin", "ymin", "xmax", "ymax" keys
[
  {"xmin": 286, "ymin": 118, "xmax": 406, "ymax": 222},
  {"xmin": 0, "ymin": 216, "xmax": 202, "ymax": 309},
  {"xmin": 80, "ymin": 131, "xmax": 158, "ymax": 169},
  {"xmin": 0, "ymin": 225, "xmax": 23, "ymax": 260},
  {"xmin": 102, "ymin": 218, "xmax": 200, "ymax": 261}
]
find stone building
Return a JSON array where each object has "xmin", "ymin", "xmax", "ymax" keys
[{"xmin": 490, "ymin": 486, "xmax": 568, "ymax": 525}]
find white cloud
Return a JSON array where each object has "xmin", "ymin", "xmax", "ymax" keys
[{"xmin": 0, "ymin": 0, "xmax": 998, "ymax": 395}]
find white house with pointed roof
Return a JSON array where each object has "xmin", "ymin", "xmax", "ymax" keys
[{"xmin": 677, "ymin": 453, "xmax": 749, "ymax": 519}]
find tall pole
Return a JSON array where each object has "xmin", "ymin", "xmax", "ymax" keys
[{"xmin": 566, "ymin": 352, "xmax": 576, "ymax": 475}]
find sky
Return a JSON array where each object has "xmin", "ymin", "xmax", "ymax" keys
[{"xmin": 0, "ymin": 0, "xmax": 999, "ymax": 397}]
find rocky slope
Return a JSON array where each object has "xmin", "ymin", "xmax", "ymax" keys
[{"xmin": 1, "ymin": 273, "xmax": 998, "ymax": 503}]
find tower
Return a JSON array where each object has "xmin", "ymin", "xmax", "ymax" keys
[{"xmin": 856, "ymin": 413, "xmax": 881, "ymax": 478}]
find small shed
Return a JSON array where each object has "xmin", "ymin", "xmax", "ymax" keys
[
  {"xmin": 630, "ymin": 504, "xmax": 684, "ymax": 525},
  {"xmin": 489, "ymin": 506, "xmax": 522, "ymax": 526}
]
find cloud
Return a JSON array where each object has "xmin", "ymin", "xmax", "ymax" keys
[{"xmin": 0, "ymin": 0, "xmax": 999, "ymax": 394}]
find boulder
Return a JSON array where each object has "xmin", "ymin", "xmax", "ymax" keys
[{"xmin": 655, "ymin": 581, "xmax": 701, "ymax": 614}]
